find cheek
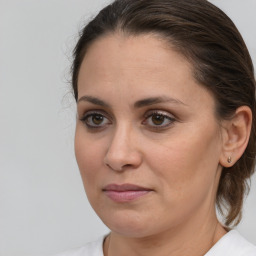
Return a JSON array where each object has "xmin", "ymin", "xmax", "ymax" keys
[
  {"xmin": 74, "ymin": 126, "xmax": 105, "ymax": 189},
  {"xmin": 148, "ymin": 124, "xmax": 222, "ymax": 202}
]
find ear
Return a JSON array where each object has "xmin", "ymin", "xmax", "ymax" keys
[{"xmin": 219, "ymin": 106, "xmax": 252, "ymax": 167}]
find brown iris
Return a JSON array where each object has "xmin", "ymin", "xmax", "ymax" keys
[
  {"xmin": 151, "ymin": 114, "xmax": 165, "ymax": 125},
  {"xmin": 92, "ymin": 114, "xmax": 104, "ymax": 125}
]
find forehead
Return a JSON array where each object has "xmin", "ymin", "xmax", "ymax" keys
[
  {"xmin": 78, "ymin": 33, "xmax": 190, "ymax": 86},
  {"xmin": 77, "ymin": 33, "xmax": 215, "ymax": 111},
  {"xmin": 81, "ymin": 33, "xmax": 189, "ymax": 69}
]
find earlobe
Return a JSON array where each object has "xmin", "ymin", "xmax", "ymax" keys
[{"xmin": 219, "ymin": 106, "xmax": 252, "ymax": 168}]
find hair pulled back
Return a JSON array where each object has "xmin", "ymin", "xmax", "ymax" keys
[{"xmin": 72, "ymin": 0, "xmax": 256, "ymax": 226}]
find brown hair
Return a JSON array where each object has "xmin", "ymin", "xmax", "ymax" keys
[{"xmin": 71, "ymin": 0, "xmax": 256, "ymax": 226}]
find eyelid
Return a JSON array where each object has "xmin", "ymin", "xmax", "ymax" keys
[
  {"xmin": 142, "ymin": 109, "xmax": 176, "ymax": 129},
  {"xmin": 79, "ymin": 110, "xmax": 112, "ymax": 129},
  {"xmin": 144, "ymin": 109, "xmax": 175, "ymax": 119},
  {"xmin": 79, "ymin": 109, "xmax": 112, "ymax": 121},
  {"xmin": 79, "ymin": 108, "xmax": 176, "ymax": 131}
]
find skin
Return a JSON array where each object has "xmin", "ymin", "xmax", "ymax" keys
[{"xmin": 74, "ymin": 33, "xmax": 239, "ymax": 256}]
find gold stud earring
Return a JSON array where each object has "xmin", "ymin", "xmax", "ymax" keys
[{"xmin": 227, "ymin": 156, "xmax": 232, "ymax": 164}]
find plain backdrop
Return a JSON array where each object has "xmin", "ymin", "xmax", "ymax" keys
[{"xmin": 0, "ymin": 0, "xmax": 255, "ymax": 255}]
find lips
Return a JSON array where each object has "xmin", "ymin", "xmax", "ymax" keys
[{"xmin": 103, "ymin": 183, "xmax": 153, "ymax": 202}]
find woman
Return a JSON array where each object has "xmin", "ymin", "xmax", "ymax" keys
[{"xmin": 56, "ymin": 0, "xmax": 256, "ymax": 255}]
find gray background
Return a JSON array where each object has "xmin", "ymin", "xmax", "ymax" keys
[{"xmin": 0, "ymin": 0, "xmax": 255, "ymax": 255}]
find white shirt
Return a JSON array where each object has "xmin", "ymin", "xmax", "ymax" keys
[{"xmin": 54, "ymin": 230, "xmax": 256, "ymax": 256}]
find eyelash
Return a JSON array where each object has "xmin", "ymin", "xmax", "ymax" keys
[
  {"xmin": 80, "ymin": 110, "xmax": 176, "ymax": 130},
  {"xmin": 143, "ymin": 110, "xmax": 176, "ymax": 130},
  {"xmin": 80, "ymin": 111, "xmax": 112, "ymax": 129}
]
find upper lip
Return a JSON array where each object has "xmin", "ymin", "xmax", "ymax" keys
[{"xmin": 103, "ymin": 183, "xmax": 152, "ymax": 192}]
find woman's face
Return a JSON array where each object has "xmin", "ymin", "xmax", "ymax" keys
[{"xmin": 75, "ymin": 34, "xmax": 224, "ymax": 237}]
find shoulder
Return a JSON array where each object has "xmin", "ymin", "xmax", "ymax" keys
[
  {"xmin": 205, "ymin": 230, "xmax": 256, "ymax": 256},
  {"xmin": 52, "ymin": 236, "xmax": 105, "ymax": 256}
]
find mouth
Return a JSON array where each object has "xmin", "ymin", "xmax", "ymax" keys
[{"xmin": 102, "ymin": 183, "xmax": 153, "ymax": 203}]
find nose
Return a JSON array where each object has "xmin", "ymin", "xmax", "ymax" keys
[{"xmin": 104, "ymin": 125, "xmax": 143, "ymax": 172}]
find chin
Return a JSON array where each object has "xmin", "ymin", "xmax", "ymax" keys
[
  {"xmin": 98, "ymin": 208, "xmax": 169, "ymax": 238},
  {"xmin": 98, "ymin": 210, "xmax": 150, "ymax": 237},
  {"xmin": 108, "ymin": 223, "xmax": 153, "ymax": 238}
]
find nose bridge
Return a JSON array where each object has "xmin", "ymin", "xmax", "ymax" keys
[
  {"xmin": 104, "ymin": 121, "xmax": 142, "ymax": 171},
  {"xmin": 108, "ymin": 122, "xmax": 135, "ymax": 158}
]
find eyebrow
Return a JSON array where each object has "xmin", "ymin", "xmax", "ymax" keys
[
  {"xmin": 78, "ymin": 95, "xmax": 110, "ymax": 107},
  {"xmin": 134, "ymin": 96, "xmax": 187, "ymax": 108},
  {"xmin": 77, "ymin": 95, "xmax": 187, "ymax": 108}
]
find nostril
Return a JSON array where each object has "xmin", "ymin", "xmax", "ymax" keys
[
  {"xmin": 103, "ymin": 142, "xmax": 143, "ymax": 171},
  {"xmin": 105, "ymin": 162, "xmax": 133, "ymax": 172},
  {"xmin": 105, "ymin": 162, "xmax": 122, "ymax": 171},
  {"xmin": 123, "ymin": 164, "xmax": 133, "ymax": 168}
]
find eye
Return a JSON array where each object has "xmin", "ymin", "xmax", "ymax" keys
[
  {"xmin": 143, "ymin": 111, "xmax": 175, "ymax": 128},
  {"xmin": 80, "ymin": 111, "xmax": 111, "ymax": 129}
]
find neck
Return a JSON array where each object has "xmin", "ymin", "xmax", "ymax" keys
[{"xmin": 104, "ymin": 210, "xmax": 226, "ymax": 256}]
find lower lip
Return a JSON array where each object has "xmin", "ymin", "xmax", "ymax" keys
[{"xmin": 104, "ymin": 190, "xmax": 151, "ymax": 202}]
